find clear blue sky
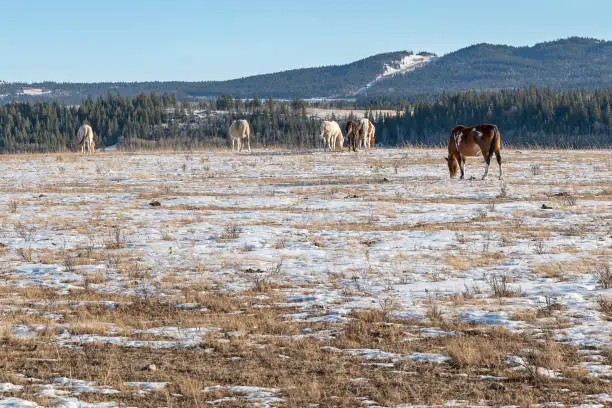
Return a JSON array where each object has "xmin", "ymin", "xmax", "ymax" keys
[{"xmin": 2, "ymin": 0, "xmax": 611, "ymax": 82}]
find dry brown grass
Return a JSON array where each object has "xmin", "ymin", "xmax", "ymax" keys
[
  {"xmin": 597, "ymin": 296, "xmax": 612, "ymax": 319},
  {"xmin": 445, "ymin": 252, "xmax": 506, "ymax": 271},
  {"xmin": 534, "ymin": 258, "xmax": 600, "ymax": 278},
  {"xmin": 445, "ymin": 335, "xmax": 508, "ymax": 369},
  {"xmin": 0, "ymin": 289, "xmax": 607, "ymax": 407}
]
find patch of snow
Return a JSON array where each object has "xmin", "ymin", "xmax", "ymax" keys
[
  {"xmin": 420, "ymin": 328, "xmax": 460, "ymax": 337},
  {"xmin": 18, "ymin": 88, "xmax": 51, "ymax": 96},
  {"xmin": 460, "ymin": 311, "xmax": 525, "ymax": 330},
  {"xmin": 536, "ymin": 367, "xmax": 563, "ymax": 379},
  {"xmin": 579, "ymin": 363, "xmax": 612, "ymax": 378},
  {"xmin": 324, "ymin": 347, "xmax": 450, "ymax": 364},
  {"xmin": 12, "ymin": 325, "xmax": 38, "ymax": 339},
  {"xmin": 0, "ymin": 398, "xmax": 41, "ymax": 408},
  {"xmin": 52, "ymin": 377, "xmax": 118, "ymax": 395},
  {"xmin": 356, "ymin": 54, "xmax": 437, "ymax": 94},
  {"xmin": 36, "ymin": 382, "xmax": 117, "ymax": 408},
  {"xmin": 125, "ymin": 382, "xmax": 168, "ymax": 391},
  {"xmin": 409, "ymin": 352, "xmax": 451, "ymax": 364},
  {"xmin": 59, "ymin": 326, "xmax": 218, "ymax": 349},
  {"xmin": 202, "ymin": 385, "xmax": 283, "ymax": 408},
  {"xmin": 0, "ymin": 384, "xmax": 24, "ymax": 393},
  {"xmin": 504, "ymin": 355, "xmax": 528, "ymax": 367}
]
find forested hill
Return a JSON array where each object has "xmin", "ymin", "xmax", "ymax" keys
[
  {"xmin": 2, "ymin": 37, "xmax": 612, "ymax": 102},
  {"xmin": 0, "ymin": 51, "xmax": 428, "ymax": 103},
  {"xmin": 180, "ymin": 51, "xmax": 428, "ymax": 98},
  {"xmin": 365, "ymin": 37, "xmax": 612, "ymax": 99}
]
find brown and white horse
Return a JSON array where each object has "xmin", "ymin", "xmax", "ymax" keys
[
  {"xmin": 364, "ymin": 119, "xmax": 375, "ymax": 149},
  {"xmin": 346, "ymin": 118, "xmax": 374, "ymax": 151},
  {"xmin": 77, "ymin": 124, "xmax": 95, "ymax": 154},
  {"xmin": 445, "ymin": 124, "xmax": 502, "ymax": 180}
]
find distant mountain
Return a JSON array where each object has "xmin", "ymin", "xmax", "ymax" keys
[
  {"xmin": 183, "ymin": 51, "xmax": 436, "ymax": 99},
  {"xmin": 365, "ymin": 37, "xmax": 612, "ymax": 97},
  {"xmin": 1, "ymin": 37, "xmax": 611, "ymax": 103},
  {"xmin": 0, "ymin": 51, "xmax": 434, "ymax": 103}
]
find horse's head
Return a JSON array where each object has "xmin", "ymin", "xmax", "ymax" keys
[{"xmin": 445, "ymin": 156, "xmax": 458, "ymax": 178}]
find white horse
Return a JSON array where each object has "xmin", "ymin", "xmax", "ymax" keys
[
  {"xmin": 335, "ymin": 130, "xmax": 345, "ymax": 151},
  {"xmin": 77, "ymin": 124, "xmax": 95, "ymax": 154},
  {"xmin": 319, "ymin": 121, "xmax": 343, "ymax": 151},
  {"xmin": 229, "ymin": 119, "xmax": 251, "ymax": 152}
]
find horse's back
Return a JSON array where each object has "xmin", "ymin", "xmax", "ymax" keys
[{"xmin": 230, "ymin": 119, "xmax": 249, "ymax": 138}]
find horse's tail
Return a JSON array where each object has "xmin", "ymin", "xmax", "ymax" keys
[{"xmin": 487, "ymin": 125, "xmax": 500, "ymax": 163}]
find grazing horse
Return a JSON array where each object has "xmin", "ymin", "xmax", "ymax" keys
[
  {"xmin": 336, "ymin": 131, "xmax": 345, "ymax": 151},
  {"xmin": 345, "ymin": 120, "xmax": 363, "ymax": 152},
  {"xmin": 346, "ymin": 119, "xmax": 375, "ymax": 151},
  {"xmin": 445, "ymin": 124, "xmax": 502, "ymax": 180},
  {"xmin": 77, "ymin": 124, "xmax": 95, "ymax": 154},
  {"xmin": 229, "ymin": 119, "xmax": 251, "ymax": 152},
  {"xmin": 320, "ymin": 121, "xmax": 344, "ymax": 151}
]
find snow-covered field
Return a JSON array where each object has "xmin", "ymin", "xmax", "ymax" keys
[
  {"xmin": 305, "ymin": 107, "xmax": 402, "ymax": 120},
  {"xmin": 0, "ymin": 148, "xmax": 609, "ymax": 407},
  {"xmin": 17, "ymin": 88, "xmax": 52, "ymax": 96}
]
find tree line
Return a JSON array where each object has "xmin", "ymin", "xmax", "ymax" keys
[
  {"xmin": 0, "ymin": 86, "xmax": 611, "ymax": 153},
  {"xmin": 371, "ymin": 86, "xmax": 612, "ymax": 148},
  {"xmin": 0, "ymin": 92, "xmax": 322, "ymax": 153}
]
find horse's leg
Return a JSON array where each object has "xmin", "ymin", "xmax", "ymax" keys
[
  {"xmin": 459, "ymin": 155, "xmax": 465, "ymax": 179},
  {"xmin": 247, "ymin": 137, "xmax": 251, "ymax": 152},
  {"xmin": 496, "ymin": 151, "xmax": 503, "ymax": 179},
  {"xmin": 482, "ymin": 151, "xmax": 491, "ymax": 180}
]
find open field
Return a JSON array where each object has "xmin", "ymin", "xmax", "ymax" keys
[
  {"xmin": 0, "ymin": 148, "xmax": 610, "ymax": 407},
  {"xmin": 305, "ymin": 107, "xmax": 403, "ymax": 120}
]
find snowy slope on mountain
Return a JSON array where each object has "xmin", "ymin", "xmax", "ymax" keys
[{"xmin": 355, "ymin": 53, "xmax": 437, "ymax": 94}]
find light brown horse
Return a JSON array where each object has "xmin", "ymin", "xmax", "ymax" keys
[
  {"xmin": 229, "ymin": 119, "xmax": 251, "ymax": 152},
  {"xmin": 445, "ymin": 124, "xmax": 502, "ymax": 179},
  {"xmin": 77, "ymin": 124, "xmax": 95, "ymax": 154}
]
